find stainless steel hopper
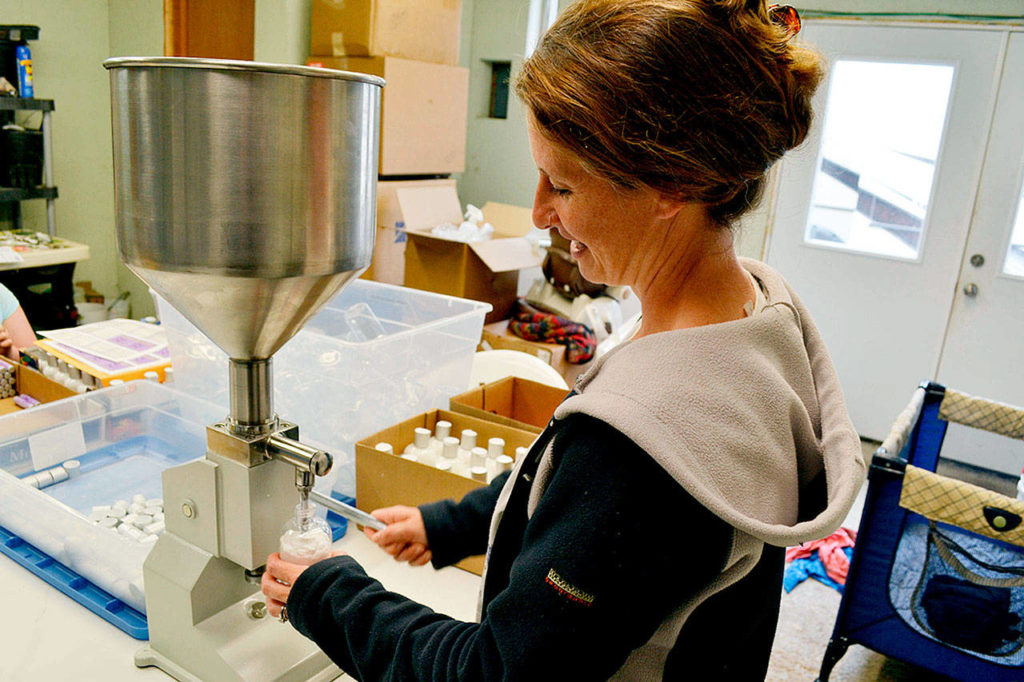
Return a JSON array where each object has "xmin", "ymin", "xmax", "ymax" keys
[{"xmin": 106, "ymin": 57, "xmax": 382, "ymax": 430}]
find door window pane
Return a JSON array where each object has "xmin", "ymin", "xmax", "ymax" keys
[
  {"xmin": 805, "ymin": 60, "xmax": 954, "ymax": 259},
  {"xmin": 1005, "ymin": 182, "xmax": 1024, "ymax": 277}
]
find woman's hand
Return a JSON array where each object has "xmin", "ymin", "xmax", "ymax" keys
[
  {"xmin": 261, "ymin": 551, "xmax": 343, "ymax": 619},
  {"xmin": 364, "ymin": 505, "xmax": 432, "ymax": 567}
]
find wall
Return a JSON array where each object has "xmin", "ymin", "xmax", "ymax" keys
[
  {"xmin": 108, "ymin": 0, "xmax": 164, "ymax": 318},
  {"xmin": 4, "ymin": 2, "xmax": 120, "ymax": 312}
]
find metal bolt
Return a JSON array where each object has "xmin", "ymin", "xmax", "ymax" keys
[
  {"xmin": 970, "ymin": 253, "xmax": 985, "ymax": 267},
  {"xmin": 963, "ymin": 283, "xmax": 979, "ymax": 298},
  {"xmin": 246, "ymin": 600, "xmax": 268, "ymax": 620},
  {"xmin": 181, "ymin": 499, "xmax": 196, "ymax": 519}
]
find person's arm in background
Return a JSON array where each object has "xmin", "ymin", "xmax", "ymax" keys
[{"xmin": 0, "ymin": 284, "xmax": 36, "ymax": 360}]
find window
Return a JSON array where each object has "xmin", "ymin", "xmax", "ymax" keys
[
  {"xmin": 1004, "ymin": 180, "xmax": 1024, "ymax": 277},
  {"xmin": 805, "ymin": 60, "xmax": 954, "ymax": 260}
]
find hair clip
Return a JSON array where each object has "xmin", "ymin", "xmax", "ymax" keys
[{"xmin": 767, "ymin": 4, "xmax": 801, "ymax": 40}]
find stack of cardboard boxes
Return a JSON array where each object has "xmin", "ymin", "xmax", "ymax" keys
[{"xmin": 308, "ymin": 0, "xmax": 470, "ymax": 287}]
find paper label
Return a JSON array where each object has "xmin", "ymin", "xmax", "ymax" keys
[{"xmin": 29, "ymin": 423, "xmax": 87, "ymax": 471}]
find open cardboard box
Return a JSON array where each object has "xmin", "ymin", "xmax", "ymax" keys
[
  {"xmin": 401, "ymin": 184, "xmax": 544, "ymax": 322},
  {"xmin": 355, "ymin": 408, "xmax": 537, "ymax": 574},
  {"xmin": 0, "ymin": 359, "xmax": 77, "ymax": 416},
  {"xmin": 361, "ymin": 178, "xmax": 458, "ymax": 286},
  {"xmin": 449, "ymin": 376, "xmax": 568, "ymax": 434}
]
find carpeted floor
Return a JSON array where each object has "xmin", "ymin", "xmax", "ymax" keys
[{"xmin": 764, "ymin": 440, "xmax": 1014, "ymax": 681}]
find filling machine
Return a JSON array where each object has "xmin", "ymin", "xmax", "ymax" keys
[{"xmin": 104, "ymin": 57, "xmax": 384, "ymax": 681}]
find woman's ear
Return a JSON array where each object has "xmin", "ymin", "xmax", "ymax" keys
[{"xmin": 653, "ymin": 191, "xmax": 687, "ymax": 222}]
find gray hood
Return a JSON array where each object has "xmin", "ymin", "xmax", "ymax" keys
[{"xmin": 554, "ymin": 258, "xmax": 866, "ymax": 547}]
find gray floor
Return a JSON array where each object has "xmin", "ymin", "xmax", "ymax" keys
[{"xmin": 765, "ymin": 439, "xmax": 1015, "ymax": 681}]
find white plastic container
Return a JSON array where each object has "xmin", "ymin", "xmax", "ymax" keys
[{"xmin": 155, "ymin": 279, "xmax": 490, "ymax": 502}]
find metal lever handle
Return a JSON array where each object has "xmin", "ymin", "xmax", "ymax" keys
[
  {"xmin": 963, "ymin": 283, "xmax": 979, "ymax": 297},
  {"xmin": 309, "ymin": 490, "xmax": 386, "ymax": 531}
]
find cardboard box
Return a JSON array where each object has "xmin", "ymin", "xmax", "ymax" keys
[
  {"xmin": 310, "ymin": 0, "xmax": 461, "ymax": 66},
  {"xmin": 481, "ymin": 319, "xmax": 594, "ymax": 386},
  {"xmin": 0, "ymin": 362, "xmax": 77, "ymax": 416},
  {"xmin": 361, "ymin": 178, "xmax": 457, "ymax": 285},
  {"xmin": 449, "ymin": 376, "xmax": 568, "ymax": 434},
  {"xmin": 307, "ymin": 56, "xmax": 468, "ymax": 175},
  {"xmin": 401, "ymin": 189, "xmax": 543, "ymax": 322},
  {"xmin": 356, "ymin": 408, "xmax": 537, "ymax": 574}
]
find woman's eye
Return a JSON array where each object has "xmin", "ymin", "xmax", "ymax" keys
[{"xmin": 551, "ymin": 186, "xmax": 572, "ymax": 197}]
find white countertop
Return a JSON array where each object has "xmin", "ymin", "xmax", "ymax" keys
[
  {"xmin": 0, "ymin": 239, "xmax": 90, "ymax": 271},
  {"xmin": 0, "ymin": 530, "xmax": 481, "ymax": 680}
]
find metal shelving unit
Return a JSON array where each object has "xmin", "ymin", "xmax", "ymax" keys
[{"xmin": 0, "ymin": 96, "xmax": 57, "ymax": 237}]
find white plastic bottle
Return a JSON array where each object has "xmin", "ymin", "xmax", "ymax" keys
[
  {"xmin": 441, "ymin": 436, "xmax": 459, "ymax": 473},
  {"xmin": 486, "ymin": 438, "xmax": 505, "ymax": 481},
  {"xmin": 470, "ymin": 446, "xmax": 488, "ymax": 482},
  {"xmin": 430, "ymin": 421, "xmax": 452, "ymax": 459},
  {"xmin": 414, "ymin": 427, "xmax": 436, "ymax": 467},
  {"xmin": 456, "ymin": 429, "xmax": 477, "ymax": 477}
]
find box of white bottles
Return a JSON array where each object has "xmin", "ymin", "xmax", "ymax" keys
[{"xmin": 355, "ymin": 408, "xmax": 537, "ymax": 574}]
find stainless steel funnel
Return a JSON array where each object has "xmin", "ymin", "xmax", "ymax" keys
[{"xmin": 105, "ymin": 57, "xmax": 382, "ymax": 429}]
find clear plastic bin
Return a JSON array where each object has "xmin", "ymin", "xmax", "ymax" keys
[
  {"xmin": 155, "ymin": 279, "xmax": 490, "ymax": 502},
  {"xmin": 0, "ymin": 381, "xmax": 224, "ymax": 614}
]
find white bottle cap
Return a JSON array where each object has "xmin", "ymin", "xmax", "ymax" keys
[
  {"xmin": 442, "ymin": 436, "xmax": 459, "ymax": 460},
  {"xmin": 460, "ymin": 429, "xmax": 477, "ymax": 450},
  {"xmin": 515, "ymin": 446, "xmax": 528, "ymax": 459},
  {"xmin": 414, "ymin": 427, "xmax": 431, "ymax": 449},
  {"xmin": 471, "ymin": 446, "xmax": 487, "ymax": 469},
  {"xmin": 487, "ymin": 437, "xmax": 505, "ymax": 459},
  {"xmin": 374, "ymin": 442, "xmax": 395, "ymax": 455},
  {"xmin": 163, "ymin": 367, "xmax": 175, "ymax": 382},
  {"xmin": 144, "ymin": 371, "xmax": 160, "ymax": 382},
  {"xmin": 496, "ymin": 454, "xmax": 514, "ymax": 472},
  {"xmin": 435, "ymin": 420, "xmax": 452, "ymax": 440},
  {"xmin": 109, "ymin": 379, "xmax": 125, "ymax": 386},
  {"xmin": 63, "ymin": 460, "xmax": 81, "ymax": 477},
  {"xmin": 48, "ymin": 466, "xmax": 69, "ymax": 484},
  {"xmin": 471, "ymin": 466, "xmax": 488, "ymax": 481},
  {"xmin": 435, "ymin": 459, "xmax": 454, "ymax": 472}
]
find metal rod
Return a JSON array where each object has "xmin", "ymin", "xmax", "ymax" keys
[
  {"xmin": 228, "ymin": 358, "xmax": 273, "ymax": 432},
  {"xmin": 309, "ymin": 490, "xmax": 386, "ymax": 531}
]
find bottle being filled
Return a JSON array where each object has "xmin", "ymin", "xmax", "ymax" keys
[{"xmin": 279, "ymin": 501, "xmax": 332, "ymax": 566}]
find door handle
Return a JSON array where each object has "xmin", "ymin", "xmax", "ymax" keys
[{"xmin": 963, "ymin": 283, "xmax": 979, "ymax": 297}]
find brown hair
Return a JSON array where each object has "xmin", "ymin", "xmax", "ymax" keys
[{"xmin": 516, "ymin": 0, "xmax": 824, "ymax": 225}]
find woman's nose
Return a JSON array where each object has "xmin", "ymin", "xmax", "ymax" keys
[{"xmin": 532, "ymin": 184, "xmax": 556, "ymax": 230}]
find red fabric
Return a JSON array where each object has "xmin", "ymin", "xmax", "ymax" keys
[{"xmin": 785, "ymin": 527, "xmax": 857, "ymax": 585}]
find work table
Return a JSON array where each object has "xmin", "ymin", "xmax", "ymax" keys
[{"xmin": 0, "ymin": 529, "xmax": 481, "ymax": 680}]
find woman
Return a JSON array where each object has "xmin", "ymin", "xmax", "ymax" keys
[
  {"xmin": 262, "ymin": 1, "xmax": 866, "ymax": 678},
  {"xmin": 0, "ymin": 282, "xmax": 35, "ymax": 361}
]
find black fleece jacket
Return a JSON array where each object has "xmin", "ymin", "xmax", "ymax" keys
[{"xmin": 287, "ymin": 415, "xmax": 784, "ymax": 680}]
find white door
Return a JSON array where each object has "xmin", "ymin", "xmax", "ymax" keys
[
  {"xmin": 936, "ymin": 33, "xmax": 1024, "ymax": 475},
  {"xmin": 766, "ymin": 23, "xmax": 1006, "ymax": 439}
]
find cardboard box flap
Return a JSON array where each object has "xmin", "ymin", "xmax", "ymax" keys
[
  {"xmin": 480, "ymin": 202, "xmax": 535, "ymax": 238},
  {"xmin": 396, "ymin": 185, "xmax": 464, "ymax": 232},
  {"xmin": 468, "ymin": 238, "xmax": 544, "ymax": 273}
]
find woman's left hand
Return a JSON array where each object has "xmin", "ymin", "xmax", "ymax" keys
[{"xmin": 261, "ymin": 551, "xmax": 344, "ymax": 618}]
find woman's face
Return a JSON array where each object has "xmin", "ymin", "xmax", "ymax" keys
[{"xmin": 528, "ymin": 122, "xmax": 670, "ymax": 287}]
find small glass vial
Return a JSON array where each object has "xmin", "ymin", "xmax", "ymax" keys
[{"xmin": 279, "ymin": 503, "xmax": 332, "ymax": 566}]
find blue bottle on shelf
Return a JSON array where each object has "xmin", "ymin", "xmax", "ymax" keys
[{"xmin": 16, "ymin": 43, "xmax": 33, "ymax": 98}]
